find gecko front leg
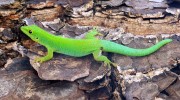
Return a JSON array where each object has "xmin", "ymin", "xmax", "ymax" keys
[{"xmin": 34, "ymin": 47, "xmax": 54, "ymax": 63}]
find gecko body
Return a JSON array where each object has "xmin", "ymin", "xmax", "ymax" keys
[{"xmin": 21, "ymin": 25, "xmax": 172, "ymax": 67}]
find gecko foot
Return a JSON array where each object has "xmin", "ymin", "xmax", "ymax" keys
[
  {"xmin": 104, "ymin": 61, "xmax": 118, "ymax": 68},
  {"xmin": 34, "ymin": 57, "xmax": 44, "ymax": 63}
]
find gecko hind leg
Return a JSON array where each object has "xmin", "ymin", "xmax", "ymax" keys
[
  {"xmin": 92, "ymin": 48, "xmax": 117, "ymax": 67},
  {"xmin": 85, "ymin": 27, "xmax": 103, "ymax": 39}
]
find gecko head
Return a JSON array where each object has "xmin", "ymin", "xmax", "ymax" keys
[{"xmin": 20, "ymin": 25, "xmax": 41, "ymax": 42}]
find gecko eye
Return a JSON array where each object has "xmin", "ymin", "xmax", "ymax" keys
[{"xmin": 29, "ymin": 30, "xmax": 32, "ymax": 34}]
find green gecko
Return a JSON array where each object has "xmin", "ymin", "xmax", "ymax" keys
[{"xmin": 20, "ymin": 25, "xmax": 172, "ymax": 67}]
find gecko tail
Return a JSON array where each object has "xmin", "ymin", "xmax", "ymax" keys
[{"xmin": 100, "ymin": 39, "xmax": 172, "ymax": 57}]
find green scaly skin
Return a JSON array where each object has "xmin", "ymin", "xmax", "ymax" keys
[{"xmin": 20, "ymin": 25, "xmax": 172, "ymax": 67}]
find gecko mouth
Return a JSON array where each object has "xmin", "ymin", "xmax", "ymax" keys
[{"xmin": 20, "ymin": 26, "xmax": 29, "ymax": 34}]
